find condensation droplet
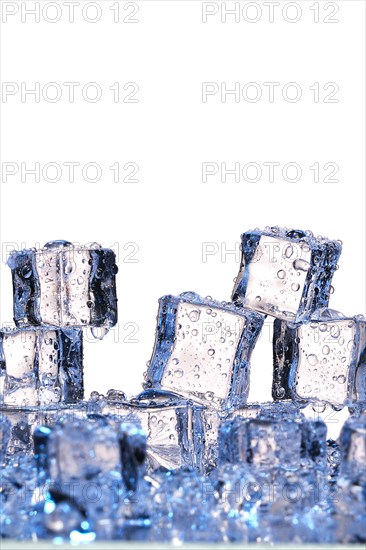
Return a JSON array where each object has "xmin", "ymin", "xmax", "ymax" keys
[
  {"xmin": 205, "ymin": 391, "xmax": 214, "ymax": 401},
  {"xmin": 337, "ymin": 375, "xmax": 346, "ymax": 384},
  {"xmin": 277, "ymin": 270, "xmax": 286, "ymax": 280},
  {"xmin": 174, "ymin": 369, "xmax": 183, "ymax": 378},
  {"xmin": 207, "ymin": 348, "xmax": 215, "ymax": 356},
  {"xmin": 307, "ymin": 354, "xmax": 318, "ymax": 366},
  {"xmin": 188, "ymin": 310, "xmax": 200, "ymax": 322},
  {"xmin": 172, "ymin": 358, "xmax": 179, "ymax": 365},
  {"xmin": 322, "ymin": 345, "xmax": 330, "ymax": 355},
  {"xmin": 191, "ymin": 329, "xmax": 198, "ymax": 336},
  {"xmin": 330, "ymin": 325, "xmax": 340, "ymax": 338},
  {"xmin": 291, "ymin": 283, "xmax": 300, "ymax": 292}
]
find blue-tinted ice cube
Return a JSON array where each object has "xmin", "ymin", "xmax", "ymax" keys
[
  {"xmin": 149, "ymin": 469, "xmax": 221, "ymax": 543},
  {"xmin": 212, "ymin": 462, "xmax": 324, "ymax": 544},
  {"xmin": 7, "ymin": 240, "xmax": 118, "ymax": 329},
  {"xmin": 0, "ymin": 326, "xmax": 83, "ymax": 406},
  {"xmin": 232, "ymin": 227, "xmax": 341, "ymax": 323},
  {"xmin": 0, "ymin": 414, "xmax": 11, "ymax": 461},
  {"xmin": 96, "ymin": 390, "xmax": 204, "ymax": 471},
  {"xmin": 219, "ymin": 412, "xmax": 326, "ymax": 470},
  {"xmin": 273, "ymin": 309, "xmax": 366, "ymax": 406},
  {"xmin": 1, "ymin": 403, "xmax": 87, "ymax": 457},
  {"xmin": 144, "ymin": 292, "xmax": 265, "ymax": 408},
  {"xmin": 339, "ymin": 415, "xmax": 366, "ymax": 479},
  {"xmin": 34, "ymin": 414, "xmax": 146, "ymax": 497}
]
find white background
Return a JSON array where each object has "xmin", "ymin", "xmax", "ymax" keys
[{"xmin": 0, "ymin": 1, "xmax": 365, "ymax": 431}]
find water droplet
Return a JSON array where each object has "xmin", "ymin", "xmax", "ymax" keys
[
  {"xmin": 43, "ymin": 240, "xmax": 72, "ymax": 250},
  {"xmin": 255, "ymin": 296, "xmax": 261, "ymax": 302},
  {"xmin": 291, "ymin": 283, "xmax": 300, "ymax": 292},
  {"xmin": 304, "ymin": 385, "xmax": 312, "ymax": 393},
  {"xmin": 150, "ymin": 415, "xmax": 157, "ymax": 423},
  {"xmin": 277, "ymin": 270, "xmax": 286, "ymax": 280},
  {"xmin": 91, "ymin": 327, "xmax": 109, "ymax": 340},
  {"xmin": 330, "ymin": 325, "xmax": 340, "ymax": 338},
  {"xmin": 207, "ymin": 348, "xmax": 215, "ymax": 356},
  {"xmin": 191, "ymin": 329, "xmax": 198, "ymax": 336},
  {"xmin": 64, "ymin": 263, "xmax": 73, "ymax": 275},
  {"xmin": 188, "ymin": 310, "xmax": 200, "ymax": 322},
  {"xmin": 283, "ymin": 244, "xmax": 295, "ymax": 259},
  {"xmin": 319, "ymin": 323, "xmax": 328, "ymax": 332},
  {"xmin": 77, "ymin": 276, "xmax": 84, "ymax": 285},
  {"xmin": 174, "ymin": 369, "xmax": 183, "ymax": 378},
  {"xmin": 206, "ymin": 308, "xmax": 212, "ymax": 315},
  {"xmin": 337, "ymin": 375, "xmax": 346, "ymax": 384},
  {"xmin": 172, "ymin": 358, "xmax": 179, "ymax": 365},
  {"xmin": 330, "ymin": 286, "xmax": 335, "ymax": 295},
  {"xmin": 293, "ymin": 259, "xmax": 309, "ymax": 272},
  {"xmin": 194, "ymin": 365, "xmax": 200, "ymax": 373},
  {"xmin": 21, "ymin": 265, "xmax": 32, "ymax": 279},
  {"xmin": 338, "ymin": 336, "xmax": 345, "ymax": 346},
  {"xmin": 276, "ymin": 387, "xmax": 285, "ymax": 398},
  {"xmin": 322, "ymin": 345, "xmax": 330, "ymax": 355},
  {"xmin": 307, "ymin": 354, "xmax": 318, "ymax": 366},
  {"xmin": 347, "ymin": 340, "xmax": 354, "ymax": 351},
  {"xmin": 205, "ymin": 391, "xmax": 214, "ymax": 401}
]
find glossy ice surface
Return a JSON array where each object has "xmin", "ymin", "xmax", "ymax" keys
[
  {"xmin": 232, "ymin": 227, "xmax": 341, "ymax": 323},
  {"xmin": 93, "ymin": 390, "xmax": 205, "ymax": 471},
  {"xmin": 144, "ymin": 292, "xmax": 264, "ymax": 408},
  {"xmin": 219, "ymin": 403, "xmax": 327, "ymax": 470},
  {"xmin": 8, "ymin": 241, "xmax": 118, "ymax": 329},
  {"xmin": 273, "ymin": 309, "xmax": 366, "ymax": 406},
  {"xmin": 0, "ymin": 326, "xmax": 83, "ymax": 406}
]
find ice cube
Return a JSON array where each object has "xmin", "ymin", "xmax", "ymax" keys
[
  {"xmin": 96, "ymin": 389, "xmax": 205, "ymax": 471},
  {"xmin": 7, "ymin": 240, "xmax": 118, "ymax": 329},
  {"xmin": 0, "ymin": 326, "xmax": 83, "ymax": 407},
  {"xmin": 339, "ymin": 415, "xmax": 366, "ymax": 479},
  {"xmin": 144, "ymin": 292, "xmax": 265, "ymax": 408},
  {"xmin": 1, "ymin": 403, "xmax": 88, "ymax": 457},
  {"xmin": 149, "ymin": 468, "xmax": 221, "ymax": 543},
  {"xmin": 232, "ymin": 227, "xmax": 341, "ymax": 323},
  {"xmin": 34, "ymin": 414, "xmax": 146, "ymax": 497},
  {"xmin": 212, "ymin": 463, "xmax": 324, "ymax": 543},
  {"xmin": 273, "ymin": 309, "xmax": 366, "ymax": 406},
  {"xmin": 219, "ymin": 413, "xmax": 327, "ymax": 470},
  {"xmin": 0, "ymin": 414, "xmax": 11, "ymax": 461}
]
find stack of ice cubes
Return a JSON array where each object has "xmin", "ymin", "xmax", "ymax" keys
[{"xmin": 0, "ymin": 227, "xmax": 365, "ymax": 544}]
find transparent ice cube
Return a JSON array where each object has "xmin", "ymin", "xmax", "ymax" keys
[
  {"xmin": 232, "ymin": 227, "xmax": 341, "ymax": 323},
  {"xmin": 339, "ymin": 415, "xmax": 366, "ymax": 479},
  {"xmin": 7, "ymin": 240, "xmax": 118, "ymax": 329},
  {"xmin": 144, "ymin": 292, "xmax": 265, "ymax": 408},
  {"xmin": 1, "ymin": 403, "xmax": 88, "ymax": 457},
  {"xmin": 0, "ymin": 326, "xmax": 83, "ymax": 407},
  {"xmin": 148, "ymin": 468, "xmax": 221, "ymax": 543},
  {"xmin": 273, "ymin": 310, "xmax": 366, "ymax": 406},
  {"xmin": 96, "ymin": 390, "xmax": 204, "ymax": 471},
  {"xmin": 219, "ymin": 413, "xmax": 326, "ymax": 470},
  {"xmin": 33, "ymin": 414, "xmax": 146, "ymax": 498}
]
